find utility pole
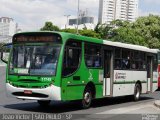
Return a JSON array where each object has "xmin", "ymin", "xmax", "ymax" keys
[
  {"xmin": 76, "ymin": 0, "xmax": 80, "ymax": 34},
  {"xmin": 64, "ymin": 15, "xmax": 70, "ymax": 29}
]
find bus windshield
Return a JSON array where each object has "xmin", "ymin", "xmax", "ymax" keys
[{"xmin": 9, "ymin": 45, "xmax": 61, "ymax": 76}]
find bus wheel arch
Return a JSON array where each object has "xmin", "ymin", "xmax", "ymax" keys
[
  {"xmin": 85, "ymin": 82, "xmax": 96, "ymax": 99},
  {"xmin": 81, "ymin": 82, "xmax": 96, "ymax": 109},
  {"xmin": 134, "ymin": 81, "xmax": 142, "ymax": 101},
  {"xmin": 136, "ymin": 80, "xmax": 142, "ymax": 93}
]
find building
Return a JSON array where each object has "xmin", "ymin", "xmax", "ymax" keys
[
  {"xmin": 98, "ymin": 0, "xmax": 139, "ymax": 24},
  {"xmin": 69, "ymin": 16, "xmax": 94, "ymax": 25},
  {"xmin": 0, "ymin": 17, "xmax": 18, "ymax": 43},
  {"xmin": 63, "ymin": 10, "xmax": 95, "ymax": 30}
]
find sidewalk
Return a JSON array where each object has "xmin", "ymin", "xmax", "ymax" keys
[
  {"xmin": 0, "ymin": 64, "xmax": 5, "ymax": 66},
  {"xmin": 0, "ymin": 62, "xmax": 6, "ymax": 66},
  {"xmin": 154, "ymin": 100, "xmax": 160, "ymax": 109}
]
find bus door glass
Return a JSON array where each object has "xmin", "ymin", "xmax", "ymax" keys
[
  {"xmin": 147, "ymin": 56, "xmax": 153, "ymax": 92},
  {"xmin": 103, "ymin": 50, "xmax": 112, "ymax": 96}
]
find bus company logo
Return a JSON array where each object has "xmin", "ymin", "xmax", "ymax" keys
[
  {"xmin": 115, "ymin": 72, "xmax": 126, "ymax": 79},
  {"xmin": 88, "ymin": 70, "xmax": 93, "ymax": 81},
  {"xmin": 115, "ymin": 73, "xmax": 118, "ymax": 79}
]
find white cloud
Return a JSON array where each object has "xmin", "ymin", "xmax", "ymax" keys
[
  {"xmin": 0, "ymin": 0, "xmax": 99, "ymax": 31},
  {"xmin": 1, "ymin": 0, "xmax": 159, "ymax": 31},
  {"xmin": 2, "ymin": 0, "xmax": 68, "ymax": 31}
]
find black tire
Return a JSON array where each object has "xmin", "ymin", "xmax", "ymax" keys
[
  {"xmin": 37, "ymin": 100, "xmax": 51, "ymax": 107},
  {"xmin": 134, "ymin": 84, "xmax": 141, "ymax": 101},
  {"xmin": 81, "ymin": 87, "xmax": 92, "ymax": 109}
]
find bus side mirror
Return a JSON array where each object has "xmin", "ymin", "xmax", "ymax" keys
[{"xmin": 0, "ymin": 43, "xmax": 12, "ymax": 64}]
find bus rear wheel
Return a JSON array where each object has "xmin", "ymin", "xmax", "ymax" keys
[
  {"xmin": 81, "ymin": 87, "xmax": 92, "ymax": 109},
  {"xmin": 37, "ymin": 100, "xmax": 51, "ymax": 107},
  {"xmin": 134, "ymin": 84, "xmax": 141, "ymax": 101}
]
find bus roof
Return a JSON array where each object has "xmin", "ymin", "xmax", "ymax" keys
[
  {"xmin": 14, "ymin": 31, "xmax": 159, "ymax": 54},
  {"xmin": 103, "ymin": 40, "xmax": 159, "ymax": 54},
  {"xmin": 61, "ymin": 32, "xmax": 159, "ymax": 54}
]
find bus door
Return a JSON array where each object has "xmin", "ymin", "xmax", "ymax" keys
[
  {"xmin": 103, "ymin": 50, "xmax": 113, "ymax": 96},
  {"xmin": 147, "ymin": 56, "xmax": 153, "ymax": 93}
]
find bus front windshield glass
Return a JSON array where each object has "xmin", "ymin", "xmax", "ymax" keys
[{"xmin": 9, "ymin": 45, "xmax": 60, "ymax": 76}]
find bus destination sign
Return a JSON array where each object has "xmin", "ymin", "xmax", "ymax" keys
[{"xmin": 13, "ymin": 34, "xmax": 61, "ymax": 43}]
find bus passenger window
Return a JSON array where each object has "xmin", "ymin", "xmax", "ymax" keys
[
  {"xmin": 122, "ymin": 49, "xmax": 131, "ymax": 69},
  {"xmin": 86, "ymin": 56, "xmax": 94, "ymax": 67},
  {"xmin": 114, "ymin": 48, "xmax": 122, "ymax": 70},
  {"xmin": 131, "ymin": 63, "xmax": 136, "ymax": 69},
  {"xmin": 62, "ymin": 40, "xmax": 82, "ymax": 76},
  {"xmin": 153, "ymin": 54, "xmax": 158, "ymax": 71},
  {"xmin": 122, "ymin": 59, "xmax": 130, "ymax": 69},
  {"xmin": 115, "ymin": 59, "xmax": 121, "ymax": 69},
  {"xmin": 85, "ymin": 43, "xmax": 102, "ymax": 68}
]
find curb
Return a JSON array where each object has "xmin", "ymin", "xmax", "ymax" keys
[{"xmin": 154, "ymin": 100, "xmax": 160, "ymax": 109}]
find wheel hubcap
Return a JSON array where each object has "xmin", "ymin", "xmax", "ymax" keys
[
  {"xmin": 84, "ymin": 92, "xmax": 91, "ymax": 104},
  {"xmin": 136, "ymin": 88, "xmax": 140, "ymax": 98}
]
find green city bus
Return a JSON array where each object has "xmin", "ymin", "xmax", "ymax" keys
[{"xmin": 1, "ymin": 31, "xmax": 159, "ymax": 108}]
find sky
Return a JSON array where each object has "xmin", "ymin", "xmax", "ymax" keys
[{"xmin": 0, "ymin": 0, "xmax": 160, "ymax": 31}]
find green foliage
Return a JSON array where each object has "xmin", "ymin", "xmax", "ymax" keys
[
  {"xmin": 61, "ymin": 28, "xmax": 101, "ymax": 39},
  {"xmin": 41, "ymin": 15, "xmax": 160, "ymax": 48},
  {"xmin": 0, "ymin": 43, "xmax": 4, "ymax": 52},
  {"xmin": 0, "ymin": 43, "xmax": 10, "ymax": 52},
  {"xmin": 79, "ymin": 29, "xmax": 101, "ymax": 38},
  {"xmin": 61, "ymin": 28, "xmax": 76, "ymax": 34},
  {"xmin": 40, "ymin": 22, "xmax": 60, "ymax": 31},
  {"xmin": 132, "ymin": 14, "xmax": 160, "ymax": 48},
  {"xmin": 94, "ymin": 15, "xmax": 160, "ymax": 48},
  {"xmin": 94, "ymin": 23, "xmax": 112, "ymax": 39}
]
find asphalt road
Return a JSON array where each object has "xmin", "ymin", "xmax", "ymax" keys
[{"xmin": 0, "ymin": 66, "xmax": 160, "ymax": 120}]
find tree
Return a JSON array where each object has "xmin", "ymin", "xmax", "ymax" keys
[
  {"xmin": 109, "ymin": 15, "xmax": 160, "ymax": 48},
  {"xmin": 61, "ymin": 28, "xmax": 76, "ymax": 34},
  {"xmin": 0, "ymin": 43, "xmax": 4, "ymax": 52},
  {"xmin": 41, "ymin": 15, "xmax": 160, "ymax": 48},
  {"xmin": 61, "ymin": 28, "xmax": 101, "ymax": 39},
  {"xmin": 133, "ymin": 15, "xmax": 160, "ymax": 48},
  {"xmin": 40, "ymin": 22, "xmax": 60, "ymax": 31},
  {"xmin": 94, "ymin": 23, "xmax": 112, "ymax": 39},
  {"xmin": 79, "ymin": 29, "xmax": 101, "ymax": 38}
]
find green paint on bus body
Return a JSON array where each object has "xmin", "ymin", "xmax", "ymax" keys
[
  {"xmin": 5, "ymin": 31, "xmax": 158, "ymax": 101},
  {"xmin": 6, "ymin": 31, "xmax": 104, "ymax": 101}
]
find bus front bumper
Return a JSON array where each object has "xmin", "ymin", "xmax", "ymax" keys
[{"xmin": 6, "ymin": 83, "xmax": 61, "ymax": 101}]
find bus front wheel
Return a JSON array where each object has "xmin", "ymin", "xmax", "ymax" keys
[
  {"xmin": 37, "ymin": 100, "xmax": 51, "ymax": 107},
  {"xmin": 81, "ymin": 87, "xmax": 92, "ymax": 109},
  {"xmin": 134, "ymin": 84, "xmax": 141, "ymax": 101}
]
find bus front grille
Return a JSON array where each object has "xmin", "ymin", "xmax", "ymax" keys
[{"xmin": 9, "ymin": 82, "xmax": 49, "ymax": 89}]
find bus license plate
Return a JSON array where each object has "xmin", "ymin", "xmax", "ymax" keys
[{"xmin": 24, "ymin": 90, "xmax": 32, "ymax": 94}]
